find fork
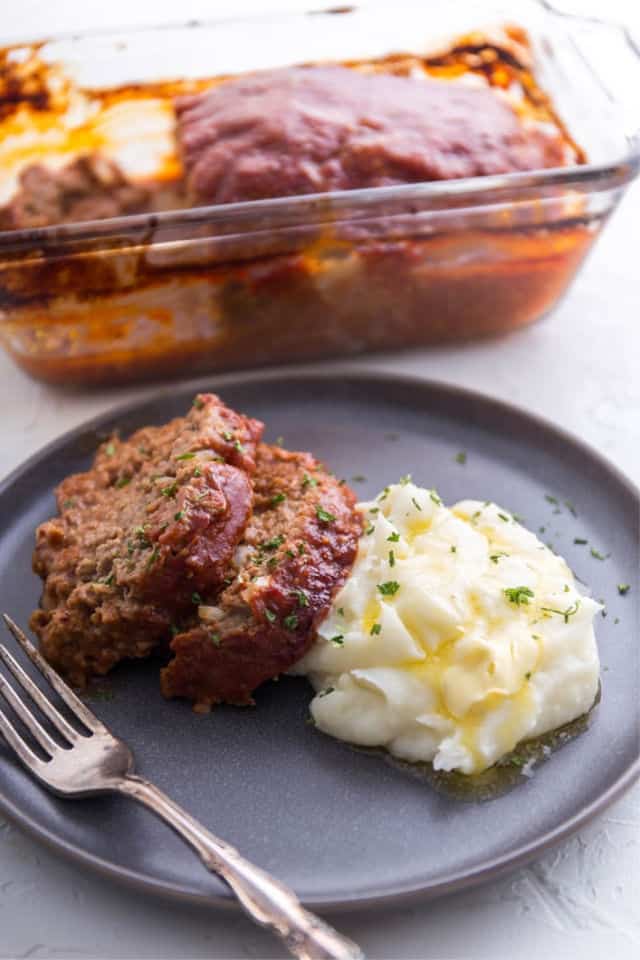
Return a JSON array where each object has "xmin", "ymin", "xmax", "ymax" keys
[{"xmin": 0, "ymin": 615, "xmax": 363, "ymax": 960}]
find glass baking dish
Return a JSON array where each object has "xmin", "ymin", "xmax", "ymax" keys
[{"xmin": 0, "ymin": 0, "xmax": 638, "ymax": 386}]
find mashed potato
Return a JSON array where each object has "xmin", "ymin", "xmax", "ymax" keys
[{"xmin": 294, "ymin": 480, "xmax": 601, "ymax": 774}]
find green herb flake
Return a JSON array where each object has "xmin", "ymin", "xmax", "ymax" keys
[
  {"xmin": 63, "ymin": 498, "xmax": 76, "ymax": 509},
  {"xmin": 146, "ymin": 547, "xmax": 159, "ymax": 570},
  {"xmin": 455, "ymin": 451, "xmax": 467, "ymax": 465},
  {"xmin": 115, "ymin": 476, "xmax": 131, "ymax": 489},
  {"xmin": 316, "ymin": 505, "xmax": 336, "ymax": 524},
  {"xmin": 564, "ymin": 500, "xmax": 578, "ymax": 517},
  {"xmin": 618, "ymin": 583, "xmax": 631, "ymax": 596},
  {"xmin": 540, "ymin": 600, "xmax": 580, "ymax": 624},
  {"xmin": 193, "ymin": 397, "xmax": 204, "ymax": 410},
  {"xmin": 234, "ymin": 440, "xmax": 245, "ymax": 453},
  {"xmin": 504, "ymin": 585, "xmax": 534, "ymax": 606},
  {"xmin": 370, "ymin": 623, "xmax": 382, "ymax": 636},
  {"xmin": 450, "ymin": 545, "xmax": 457, "ymax": 553},
  {"xmin": 285, "ymin": 549, "xmax": 295, "ymax": 559},
  {"xmin": 270, "ymin": 492, "xmax": 286, "ymax": 507},
  {"xmin": 498, "ymin": 512, "xmax": 511, "ymax": 523},
  {"xmin": 388, "ymin": 550, "xmax": 395, "ymax": 568},
  {"xmin": 210, "ymin": 633, "xmax": 221, "ymax": 647},
  {"xmin": 294, "ymin": 589, "xmax": 309, "ymax": 608},
  {"xmin": 191, "ymin": 592, "xmax": 203, "ymax": 605},
  {"xmin": 429, "ymin": 489, "xmax": 443, "ymax": 506},
  {"xmin": 574, "ymin": 537, "xmax": 588, "ymax": 545},
  {"xmin": 377, "ymin": 580, "xmax": 400, "ymax": 597},
  {"xmin": 378, "ymin": 486, "xmax": 390, "ymax": 502},
  {"xmin": 590, "ymin": 547, "xmax": 608, "ymax": 561},
  {"xmin": 411, "ymin": 497, "xmax": 422, "ymax": 512},
  {"xmin": 105, "ymin": 442, "xmax": 116, "ymax": 457},
  {"xmin": 490, "ymin": 552, "xmax": 508, "ymax": 564},
  {"xmin": 525, "ymin": 671, "xmax": 532, "ymax": 680},
  {"xmin": 262, "ymin": 534, "xmax": 285, "ymax": 551},
  {"xmin": 161, "ymin": 482, "xmax": 179, "ymax": 499},
  {"xmin": 352, "ymin": 475, "xmax": 367, "ymax": 483},
  {"xmin": 174, "ymin": 511, "xmax": 184, "ymax": 522},
  {"xmin": 265, "ymin": 609, "xmax": 277, "ymax": 623},
  {"xmin": 193, "ymin": 467, "xmax": 202, "ymax": 477},
  {"xmin": 387, "ymin": 531, "xmax": 400, "ymax": 543},
  {"xmin": 330, "ymin": 634, "xmax": 345, "ymax": 646},
  {"xmin": 221, "ymin": 430, "xmax": 234, "ymax": 442},
  {"xmin": 283, "ymin": 613, "xmax": 298, "ymax": 631},
  {"xmin": 399, "ymin": 474, "xmax": 412, "ymax": 486},
  {"xmin": 298, "ymin": 543, "xmax": 305, "ymax": 555},
  {"xmin": 176, "ymin": 452, "xmax": 196, "ymax": 461},
  {"xmin": 539, "ymin": 526, "xmax": 546, "ymax": 534},
  {"xmin": 301, "ymin": 474, "xmax": 318, "ymax": 489},
  {"xmin": 545, "ymin": 494, "xmax": 559, "ymax": 505},
  {"xmin": 337, "ymin": 607, "xmax": 345, "ymax": 617},
  {"xmin": 101, "ymin": 573, "xmax": 115, "ymax": 587}
]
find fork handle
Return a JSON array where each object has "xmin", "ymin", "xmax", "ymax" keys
[{"xmin": 118, "ymin": 775, "xmax": 363, "ymax": 960}]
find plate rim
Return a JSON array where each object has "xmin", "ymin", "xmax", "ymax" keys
[{"xmin": 0, "ymin": 366, "xmax": 638, "ymax": 912}]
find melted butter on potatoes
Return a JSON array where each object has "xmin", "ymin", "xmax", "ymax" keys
[{"xmin": 293, "ymin": 480, "xmax": 600, "ymax": 775}]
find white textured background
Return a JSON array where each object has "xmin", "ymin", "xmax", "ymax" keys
[{"xmin": 1, "ymin": 2, "xmax": 639, "ymax": 958}]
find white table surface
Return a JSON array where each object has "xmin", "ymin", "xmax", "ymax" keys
[{"xmin": 1, "ymin": 2, "xmax": 639, "ymax": 958}]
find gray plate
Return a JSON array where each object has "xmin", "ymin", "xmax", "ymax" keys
[{"xmin": 0, "ymin": 370, "xmax": 638, "ymax": 911}]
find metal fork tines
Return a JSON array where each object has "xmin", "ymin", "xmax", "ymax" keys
[{"xmin": 0, "ymin": 614, "xmax": 363, "ymax": 960}]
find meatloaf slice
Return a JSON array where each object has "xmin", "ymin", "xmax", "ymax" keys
[
  {"xmin": 175, "ymin": 65, "xmax": 568, "ymax": 206},
  {"xmin": 1, "ymin": 154, "xmax": 150, "ymax": 230},
  {"xmin": 30, "ymin": 394, "xmax": 263, "ymax": 686},
  {"xmin": 161, "ymin": 443, "xmax": 362, "ymax": 709}
]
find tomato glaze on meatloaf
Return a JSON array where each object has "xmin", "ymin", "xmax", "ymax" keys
[
  {"xmin": 175, "ymin": 65, "xmax": 568, "ymax": 206},
  {"xmin": 161, "ymin": 443, "xmax": 362, "ymax": 709},
  {"xmin": 30, "ymin": 394, "xmax": 262, "ymax": 686}
]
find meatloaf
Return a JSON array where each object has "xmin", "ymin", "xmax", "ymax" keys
[
  {"xmin": 162, "ymin": 443, "xmax": 361, "ymax": 708},
  {"xmin": 30, "ymin": 393, "xmax": 263, "ymax": 686},
  {"xmin": 0, "ymin": 154, "xmax": 151, "ymax": 230},
  {"xmin": 31, "ymin": 397, "xmax": 361, "ymax": 706},
  {"xmin": 176, "ymin": 65, "xmax": 568, "ymax": 205}
]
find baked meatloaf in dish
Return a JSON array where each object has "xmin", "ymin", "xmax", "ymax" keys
[{"xmin": 31, "ymin": 395, "xmax": 361, "ymax": 708}]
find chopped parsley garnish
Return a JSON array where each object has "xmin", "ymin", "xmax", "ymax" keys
[
  {"xmin": 370, "ymin": 623, "xmax": 382, "ymax": 636},
  {"xmin": 301, "ymin": 474, "xmax": 317, "ymax": 489},
  {"xmin": 504, "ymin": 585, "xmax": 534, "ymax": 606},
  {"xmin": 378, "ymin": 580, "xmax": 400, "ymax": 597},
  {"xmin": 105, "ymin": 443, "xmax": 116, "ymax": 457},
  {"xmin": 525, "ymin": 671, "xmax": 532, "ymax": 680},
  {"xmin": 490, "ymin": 552, "xmax": 509, "ymax": 563},
  {"xmin": 541, "ymin": 600, "xmax": 580, "ymax": 623},
  {"xmin": 450, "ymin": 545, "xmax": 457, "ymax": 553},
  {"xmin": 174, "ymin": 511, "xmax": 184, "ymax": 521},
  {"xmin": 411, "ymin": 497, "xmax": 422, "ymax": 512},
  {"xmin": 429, "ymin": 489, "xmax": 442, "ymax": 506},
  {"xmin": 512, "ymin": 514, "xmax": 524, "ymax": 524},
  {"xmin": 387, "ymin": 531, "xmax": 400, "ymax": 543},
  {"xmin": 234, "ymin": 440, "xmax": 245, "ymax": 453},
  {"xmin": 545, "ymin": 494, "xmax": 559, "ymax": 505},
  {"xmin": 298, "ymin": 543, "xmax": 305, "ymax": 555},
  {"xmin": 265, "ymin": 609, "xmax": 277, "ymax": 623},
  {"xmin": 191, "ymin": 592, "xmax": 202, "ymax": 605},
  {"xmin": 618, "ymin": 583, "xmax": 631, "ymax": 596},
  {"xmin": 574, "ymin": 537, "xmax": 588, "ymax": 545},
  {"xmin": 262, "ymin": 534, "xmax": 285, "ymax": 551},
  {"xmin": 63, "ymin": 498, "xmax": 76, "ymax": 509},
  {"xmin": 221, "ymin": 431, "xmax": 234, "ymax": 441},
  {"xmin": 330, "ymin": 634, "xmax": 345, "ymax": 646},
  {"xmin": 590, "ymin": 548, "xmax": 608, "ymax": 561},
  {"xmin": 455, "ymin": 451, "xmax": 467, "ymax": 465},
  {"xmin": 101, "ymin": 573, "xmax": 115, "ymax": 586},
  {"xmin": 539, "ymin": 526, "xmax": 546, "ymax": 534},
  {"xmin": 175, "ymin": 452, "xmax": 196, "ymax": 461},
  {"xmin": 378, "ymin": 486, "xmax": 390, "ymax": 502},
  {"xmin": 283, "ymin": 613, "xmax": 298, "ymax": 631},
  {"xmin": 399, "ymin": 474, "xmax": 412, "ymax": 486},
  {"xmin": 210, "ymin": 633, "xmax": 221, "ymax": 647},
  {"xmin": 497, "ymin": 512, "xmax": 510, "ymax": 522},
  {"xmin": 388, "ymin": 550, "xmax": 395, "ymax": 567},
  {"xmin": 316, "ymin": 505, "xmax": 336, "ymax": 524},
  {"xmin": 161, "ymin": 482, "xmax": 178, "ymax": 498},
  {"xmin": 115, "ymin": 476, "xmax": 131, "ymax": 488},
  {"xmin": 294, "ymin": 589, "xmax": 309, "ymax": 608},
  {"xmin": 564, "ymin": 500, "xmax": 578, "ymax": 517},
  {"xmin": 146, "ymin": 548, "xmax": 159, "ymax": 569},
  {"xmin": 270, "ymin": 492, "xmax": 286, "ymax": 506},
  {"xmin": 193, "ymin": 468, "xmax": 202, "ymax": 477},
  {"xmin": 285, "ymin": 549, "xmax": 295, "ymax": 559},
  {"xmin": 337, "ymin": 607, "xmax": 345, "ymax": 617},
  {"xmin": 193, "ymin": 397, "xmax": 204, "ymax": 409},
  {"xmin": 351, "ymin": 475, "xmax": 367, "ymax": 483}
]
